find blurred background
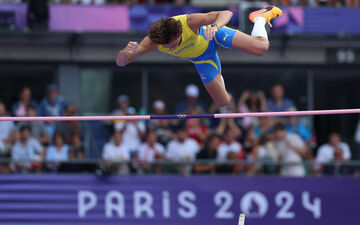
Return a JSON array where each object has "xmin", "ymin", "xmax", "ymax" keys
[{"xmin": 0, "ymin": 0, "xmax": 359, "ymax": 225}]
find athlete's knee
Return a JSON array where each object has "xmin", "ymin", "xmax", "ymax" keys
[
  {"xmin": 215, "ymin": 95, "xmax": 231, "ymax": 107},
  {"xmin": 254, "ymin": 40, "xmax": 269, "ymax": 56}
]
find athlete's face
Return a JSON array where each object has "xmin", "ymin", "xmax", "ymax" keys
[{"xmin": 162, "ymin": 36, "xmax": 182, "ymax": 51}]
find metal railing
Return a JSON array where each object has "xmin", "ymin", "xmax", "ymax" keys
[{"xmin": 1, "ymin": 158, "xmax": 359, "ymax": 176}]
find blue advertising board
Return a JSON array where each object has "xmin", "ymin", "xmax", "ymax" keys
[{"xmin": 0, "ymin": 175, "xmax": 359, "ymax": 225}]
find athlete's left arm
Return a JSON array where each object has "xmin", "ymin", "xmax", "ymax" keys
[{"xmin": 187, "ymin": 11, "xmax": 233, "ymax": 40}]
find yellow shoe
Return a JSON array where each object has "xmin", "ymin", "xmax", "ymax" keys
[{"xmin": 249, "ymin": 6, "xmax": 283, "ymax": 28}]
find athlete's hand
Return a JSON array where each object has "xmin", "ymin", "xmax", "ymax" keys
[
  {"xmin": 204, "ymin": 26, "xmax": 218, "ymax": 41},
  {"xmin": 122, "ymin": 41, "xmax": 139, "ymax": 55}
]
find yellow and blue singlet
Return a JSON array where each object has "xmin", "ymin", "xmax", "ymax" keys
[{"xmin": 157, "ymin": 14, "xmax": 238, "ymax": 83}]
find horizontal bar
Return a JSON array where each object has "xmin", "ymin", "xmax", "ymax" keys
[
  {"xmin": 0, "ymin": 108, "xmax": 358, "ymax": 121},
  {"xmin": 0, "ymin": 115, "xmax": 151, "ymax": 122},
  {"xmin": 214, "ymin": 108, "xmax": 360, "ymax": 119},
  {"xmin": 150, "ymin": 114, "xmax": 214, "ymax": 120}
]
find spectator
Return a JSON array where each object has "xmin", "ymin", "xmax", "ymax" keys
[
  {"xmin": 148, "ymin": 99, "xmax": 167, "ymax": 129},
  {"xmin": 138, "ymin": 131, "xmax": 165, "ymax": 173},
  {"xmin": 102, "ymin": 131, "xmax": 130, "ymax": 175},
  {"xmin": 317, "ymin": 0, "xmax": 349, "ymax": 6},
  {"xmin": 218, "ymin": 151, "xmax": 243, "ymax": 174},
  {"xmin": 305, "ymin": 0, "xmax": 317, "ymax": 6},
  {"xmin": 243, "ymin": 132, "xmax": 267, "ymax": 175},
  {"xmin": 114, "ymin": 111, "xmax": 145, "ymax": 157},
  {"xmin": 315, "ymin": 132, "xmax": 351, "ymax": 174},
  {"xmin": 17, "ymin": 105, "xmax": 49, "ymax": 145},
  {"xmin": 152, "ymin": 99, "xmax": 166, "ymax": 115},
  {"xmin": 11, "ymin": 126, "xmax": 44, "ymax": 173},
  {"xmin": 355, "ymin": 117, "xmax": 360, "ymax": 160},
  {"xmin": 237, "ymin": 90, "xmax": 267, "ymax": 129},
  {"xmin": 194, "ymin": 134, "xmax": 221, "ymax": 174},
  {"xmin": 253, "ymin": 116, "xmax": 273, "ymax": 139},
  {"xmin": 334, "ymin": 0, "xmax": 347, "ymax": 6},
  {"xmin": 323, "ymin": 147, "xmax": 355, "ymax": 176},
  {"xmin": 166, "ymin": 126, "xmax": 200, "ymax": 174},
  {"xmin": 259, "ymin": 133, "xmax": 278, "ymax": 159},
  {"xmin": 112, "ymin": 96, "xmax": 144, "ymax": 153},
  {"xmin": 65, "ymin": 134, "xmax": 86, "ymax": 173},
  {"xmin": 0, "ymin": 140, "xmax": 4, "ymax": 156},
  {"xmin": 69, "ymin": 135, "xmax": 85, "ymax": 159},
  {"xmin": 285, "ymin": 115, "xmax": 312, "ymax": 143},
  {"xmin": 316, "ymin": 0, "xmax": 360, "ymax": 7},
  {"xmin": 280, "ymin": 0, "xmax": 293, "ymax": 5},
  {"xmin": 216, "ymin": 117, "xmax": 242, "ymax": 139},
  {"xmin": 273, "ymin": 122, "xmax": 308, "ymax": 177},
  {"xmin": 175, "ymin": 84, "xmax": 206, "ymax": 114},
  {"xmin": 111, "ymin": 95, "xmax": 135, "ymax": 116},
  {"xmin": 0, "ymin": 102, "xmax": 15, "ymax": 173},
  {"xmin": 217, "ymin": 129, "xmax": 243, "ymax": 162},
  {"xmin": 152, "ymin": 119, "xmax": 174, "ymax": 147},
  {"xmin": 39, "ymin": 84, "xmax": 68, "ymax": 117},
  {"xmin": 39, "ymin": 84, "xmax": 68, "ymax": 138},
  {"xmin": 258, "ymin": 134, "xmax": 279, "ymax": 174},
  {"xmin": 0, "ymin": 139, "xmax": 11, "ymax": 173},
  {"xmin": 11, "ymin": 87, "xmax": 38, "ymax": 117},
  {"xmin": 186, "ymin": 118, "xmax": 209, "ymax": 146},
  {"xmin": 0, "ymin": 102, "xmax": 16, "ymax": 145},
  {"xmin": 317, "ymin": 0, "xmax": 328, "ymax": 5},
  {"xmin": 267, "ymin": 84, "xmax": 296, "ymax": 112},
  {"xmin": 55, "ymin": 103, "xmax": 81, "ymax": 145},
  {"xmin": 45, "ymin": 132, "xmax": 69, "ymax": 172},
  {"xmin": 345, "ymin": 0, "xmax": 360, "ymax": 7}
]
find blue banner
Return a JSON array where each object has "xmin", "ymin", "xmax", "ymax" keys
[
  {"xmin": 0, "ymin": 175, "xmax": 359, "ymax": 225},
  {"xmin": 273, "ymin": 7, "xmax": 360, "ymax": 34},
  {"xmin": 129, "ymin": 5, "xmax": 203, "ymax": 32},
  {"xmin": 0, "ymin": 3, "xmax": 27, "ymax": 29}
]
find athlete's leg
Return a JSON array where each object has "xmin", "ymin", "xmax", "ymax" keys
[
  {"xmin": 214, "ymin": 6, "xmax": 282, "ymax": 56},
  {"xmin": 235, "ymin": 13, "xmax": 272, "ymax": 55},
  {"xmin": 191, "ymin": 49, "xmax": 230, "ymax": 106},
  {"xmin": 214, "ymin": 22, "xmax": 269, "ymax": 56},
  {"xmin": 192, "ymin": 29, "xmax": 230, "ymax": 106},
  {"xmin": 203, "ymin": 73, "xmax": 230, "ymax": 107},
  {"xmin": 232, "ymin": 30, "xmax": 269, "ymax": 56},
  {"xmin": 233, "ymin": 6, "xmax": 282, "ymax": 55}
]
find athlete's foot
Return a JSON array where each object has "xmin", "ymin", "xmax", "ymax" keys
[{"xmin": 249, "ymin": 6, "xmax": 283, "ymax": 28}]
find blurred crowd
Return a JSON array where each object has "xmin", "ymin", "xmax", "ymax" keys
[
  {"xmin": 52, "ymin": 0, "xmax": 360, "ymax": 6},
  {"xmin": 0, "ymin": 83, "xmax": 358, "ymax": 177},
  {"xmin": 269, "ymin": 0, "xmax": 360, "ymax": 7},
  {"xmin": 0, "ymin": 85, "xmax": 84, "ymax": 174},
  {"xmin": 0, "ymin": 0, "xmax": 189, "ymax": 5},
  {"xmin": 51, "ymin": 0, "xmax": 360, "ymax": 7},
  {"xmin": 1, "ymin": 0, "xmax": 359, "ymax": 6}
]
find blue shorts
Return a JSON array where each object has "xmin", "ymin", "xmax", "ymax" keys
[{"xmin": 189, "ymin": 26, "xmax": 238, "ymax": 83}]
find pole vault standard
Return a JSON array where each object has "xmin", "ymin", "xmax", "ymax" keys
[{"xmin": 0, "ymin": 108, "xmax": 359, "ymax": 122}]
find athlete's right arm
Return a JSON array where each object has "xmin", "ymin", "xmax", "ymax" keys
[{"xmin": 116, "ymin": 36, "xmax": 156, "ymax": 67}]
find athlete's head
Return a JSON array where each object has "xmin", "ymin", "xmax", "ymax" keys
[{"xmin": 148, "ymin": 17, "xmax": 182, "ymax": 50}]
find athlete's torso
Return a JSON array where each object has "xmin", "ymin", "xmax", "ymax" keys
[{"xmin": 157, "ymin": 15, "xmax": 209, "ymax": 58}]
